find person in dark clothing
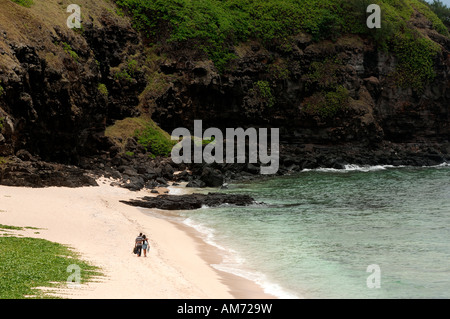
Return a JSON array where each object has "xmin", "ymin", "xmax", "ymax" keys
[{"xmin": 135, "ymin": 233, "xmax": 144, "ymax": 257}]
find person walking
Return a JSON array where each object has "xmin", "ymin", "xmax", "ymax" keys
[
  {"xmin": 135, "ymin": 233, "xmax": 144, "ymax": 257},
  {"xmin": 142, "ymin": 235, "xmax": 149, "ymax": 257}
]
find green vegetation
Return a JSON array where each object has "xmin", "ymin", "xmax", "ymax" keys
[
  {"xmin": 303, "ymin": 56, "xmax": 350, "ymax": 118},
  {"xmin": 114, "ymin": 69, "xmax": 133, "ymax": 82},
  {"xmin": 137, "ymin": 46, "xmax": 177, "ymax": 112},
  {"xmin": 0, "ymin": 224, "xmax": 24, "ymax": 231},
  {"xmin": 106, "ymin": 6, "xmax": 126, "ymax": 17},
  {"xmin": 0, "ymin": 156, "xmax": 8, "ymax": 166},
  {"xmin": 0, "ymin": 117, "xmax": 5, "ymax": 131},
  {"xmin": 126, "ymin": 59, "xmax": 139, "ymax": 76},
  {"xmin": 97, "ymin": 83, "xmax": 109, "ymax": 97},
  {"xmin": 61, "ymin": 42, "xmax": 79, "ymax": 62},
  {"xmin": 105, "ymin": 117, "xmax": 175, "ymax": 157},
  {"xmin": 0, "ymin": 85, "xmax": 4, "ymax": 97},
  {"xmin": 10, "ymin": 0, "xmax": 33, "ymax": 7},
  {"xmin": 113, "ymin": 59, "xmax": 140, "ymax": 83},
  {"xmin": 421, "ymin": 0, "xmax": 450, "ymax": 28},
  {"xmin": 201, "ymin": 136, "xmax": 215, "ymax": 145},
  {"xmin": 347, "ymin": 0, "xmax": 447, "ymax": 89},
  {"xmin": 391, "ymin": 30, "xmax": 441, "ymax": 89},
  {"xmin": 267, "ymin": 61, "xmax": 290, "ymax": 81},
  {"xmin": 135, "ymin": 121, "xmax": 176, "ymax": 157},
  {"xmin": 306, "ymin": 56, "xmax": 342, "ymax": 90},
  {"xmin": 114, "ymin": 0, "xmax": 448, "ymax": 88},
  {"xmin": 0, "ymin": 234, "xmax": 101, "ymax": 298},
  {"xmin": 251, "ymin": 80, "xmax": 275, "ymax": 108},
  {"xmin": 105, "ymin": 117, "xmax": 147, "ymax": 145},
  {"xmin": 304, "ymin": 85, "xmax": 350, "ymax": 118}
]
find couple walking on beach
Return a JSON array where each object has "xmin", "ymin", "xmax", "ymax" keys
[{"xmin": 134, "ymin": 233, "xmax": 149, "ymax": 257}]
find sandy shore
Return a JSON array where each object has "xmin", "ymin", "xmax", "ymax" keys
[{"xmin": 0, "ymin": 178, "xmax": 275, "ymax": 299}]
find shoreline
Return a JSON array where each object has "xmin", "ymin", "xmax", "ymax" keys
[
  {"xmin": 148, "ymin": 206, "xmax": 277, "ymax": 299},
  {"xmin": 0, "ymin": 179, "xmax": 275, "ymax": 299},
  {"xmin": 169, "ymin": 217, "xmax": 277, "ymax": 299}
]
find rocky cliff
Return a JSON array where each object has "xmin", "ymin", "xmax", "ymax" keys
[{"xmin": 0, "ymin": 0, "xmax": 449, "ymax": 189}]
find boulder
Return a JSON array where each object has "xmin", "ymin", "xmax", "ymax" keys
[
  {"xmin": 200, "ymin": 166, "xmax": 223, "ymax": 187},
  {"xmin": 120, "ymin": 192, "xmax": 257, "ymax": 210},
  {"xmin": 186, "ymin": 179, "xmax": 206, "ymax": 188}
]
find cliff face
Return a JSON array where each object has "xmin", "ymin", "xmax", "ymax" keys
[
  {"xmin": 152, "ymin": 32, "xmax": 450, "ymax": 149},
  {"xmin": 147, "ymin": 8, "xmax": 450, "ymax": 168},
  {"xmin": 0, "ymin": 0, "xmax": 143, "ymax": 164},
  {"xmin": 0, "ymin": 0, "xmax": 449, "ymax": 189}
]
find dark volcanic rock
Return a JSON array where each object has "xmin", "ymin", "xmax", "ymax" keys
[
  {"xmin": 186, "ymin": 179, "xmax": 206, "ymax": 188},
  {"xmin": 0, "ymin": 4, "xmax": 449, "ymax": 191},
  {"xmin": 200, "ymin": 166, "xmax": 224, "ymax": 187},
  {"xmin": 120, "ymin": 192, "xmax": 256, "ymax": 210},
  {"xmin": 0, "ymin": 157, "xmax": 98, "ymax": 188}
]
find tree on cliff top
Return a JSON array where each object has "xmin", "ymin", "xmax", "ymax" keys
[{"xmin": 423, "ymin": 0, "xmax": 450, "ymax": 27}]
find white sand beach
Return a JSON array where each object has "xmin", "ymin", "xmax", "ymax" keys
[{"xmin": 0, "ymin": 178, "xmax": 275, "ymax": 299}]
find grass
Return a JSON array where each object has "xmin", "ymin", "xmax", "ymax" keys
[
  {"xmin": 0, "ymin": 233, "xmax": 101, "ymax": 299},
  {"xmin": 11, "ymin": 0, "xmax": 34, "ymax": 8},
  {"xmin": 0, "ymin": 224, "xmax": 24, "ymax": 231},
  {"xmin": 0, "ymin": 224, "xmax": 39, "ymax": 231},
  {"xmin": 105, "ymin": 116, "xmax": 175, "ymax": 157}
]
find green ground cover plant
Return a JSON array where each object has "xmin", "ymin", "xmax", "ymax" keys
[
  {"xmin": 0, "ymin": 234, "xmax": 101, "ymax": 299},
  {"xmin": 11, "ymin": 0, "xmax": 33, "ymax": 7}
]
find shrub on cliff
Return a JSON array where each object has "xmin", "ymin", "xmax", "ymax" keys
[
  {"xmin": 304, "ymin": 85, "xmax": 350, "ymax": 118},
  {"xmin": 135, "ymin": 122, "xmax": 176, "ymax": 157},
  {"xmin": 105, "ymin": 117, "xmax": 175, "ymax": 157}
]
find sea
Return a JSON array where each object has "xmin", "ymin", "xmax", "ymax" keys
[{"xmin": 153, "ymin": 164, "xmax": 450, "ymax": 299}]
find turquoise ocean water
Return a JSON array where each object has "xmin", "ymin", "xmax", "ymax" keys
[{"xmin": 157, "ymin": 164, "xmax": 450, "ymax": 298}]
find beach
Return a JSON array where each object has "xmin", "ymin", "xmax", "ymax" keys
[{"xmin": 0, "ymin": 178, "xmax": 275, "ymax": 299}]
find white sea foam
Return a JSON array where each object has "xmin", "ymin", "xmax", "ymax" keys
[
  {"xmin": 211, "ymin": 263, "xmax": 302, "ymax": 299},
  {"xmin": 181, "ymin": 217, "xmax": 302, "ymax": 299},
  {"xmin": 168, "ymin": 185, "xmax": 189, "ymax": 195},
  {"xmin": 427, "ymin": 162, "xmax": 450, "ymax": 168},
  {"xmin": 302, "ymin": 162, "xmax": 450, "ymax": 173},
  {"xmin": 183, "ymin": 217, "xmax": 228, "ymax": 252},
  {"xmin": 343, "ymin": 164, "xmax": 399, "ymax": 171},
  {"xmin": 302, "ymin": 164, "xmax": 400, "ymax": 173}
]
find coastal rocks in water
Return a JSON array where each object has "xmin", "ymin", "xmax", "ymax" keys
[
  {"xmin": 186, "ymin": 179, "xmax": 206, "ymax": 188},
  {"xmin": 120, "ymin": 192, "xmax": 256, "ymax": 210},
  {"xmin": 200, "ymin": 167, "xmax": 224, "ymax": 187}
]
